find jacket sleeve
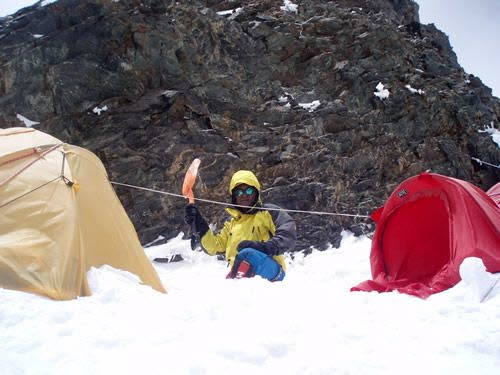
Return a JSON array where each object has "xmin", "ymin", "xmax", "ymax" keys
[
  {"xmin": 200, "ymin": 219, "xmax": 231, "ymax": 256},
  {"xmin": 263, "ymin": 203, "xmax": 296, "ymax": 255}
]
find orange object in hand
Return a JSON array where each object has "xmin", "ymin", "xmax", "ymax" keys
[{"xmin": 182, "ymin": 158, "xmax": 201, "ymax": 204}]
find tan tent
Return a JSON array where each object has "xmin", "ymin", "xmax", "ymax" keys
[{"xmin": 0, "ymin": 127, "xmax": 166, "ymax": 300}]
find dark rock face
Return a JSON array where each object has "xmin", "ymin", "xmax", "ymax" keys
[{"xmin": 1, "ymin": 0, "xmax": 499, "ymax": 250}]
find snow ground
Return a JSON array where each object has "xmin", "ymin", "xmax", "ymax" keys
[{"xmin": 1, "ymin": 232, "xmax": 499, "ymax": 375}]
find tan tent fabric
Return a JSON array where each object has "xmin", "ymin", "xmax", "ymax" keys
[{"xmin": 0, "ymin": 128, "xmax": 166, "ymax": 300}]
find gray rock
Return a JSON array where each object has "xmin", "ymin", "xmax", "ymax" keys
[{"xmin": 0, "ymin": 0, "xmax": 498, "ymax": 250}]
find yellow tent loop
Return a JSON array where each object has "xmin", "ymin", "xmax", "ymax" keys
[
  {"xmin": 72, "ymin": 180, "xmax": 80, "ymax": 193},
  {"xmin": 0, "ymin": 127, "xmax": 166, "ymax": 300}
]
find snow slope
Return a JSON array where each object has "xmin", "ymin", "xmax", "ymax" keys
[{"xmin": 1, "ymin": 232, "xmax": 499, "ymax": 375}]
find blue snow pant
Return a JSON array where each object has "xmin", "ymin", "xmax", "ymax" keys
[{"xmin": 235, "ymin": 248, "xmax": 285, "ymax": 281}]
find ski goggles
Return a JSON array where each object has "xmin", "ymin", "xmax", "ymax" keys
[{"xmin": 234, "ymin": 186, "xmax": 256, "ymax": 197}]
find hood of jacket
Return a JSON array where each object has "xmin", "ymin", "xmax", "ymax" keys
[
  {"xmin": 228, "ymin": 170, "xmax": 262, "ymax": 215},
  {"xmin": 228, "ymin": 170, "xmax": 261, "ymax": 194}
]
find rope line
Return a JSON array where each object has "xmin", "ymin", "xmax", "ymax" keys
[
  {"xmin": 0, "ymin": 176, "xmax": 61, "ymax": 209},
  {"xmin": 110, "ymin": 181, "xmax": 370, "ymax": 218},
  {"xmin": 480, "ymin": 277, "xmax": 500, "ymax": 303},
  {"xmin": 471, "ymin": 157, "xmax": 500, "ymax": 169}
]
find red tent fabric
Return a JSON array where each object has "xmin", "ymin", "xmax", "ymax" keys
[{"xmin": 352, "ymin": 173, "xmax": 500, "ymax": 298}]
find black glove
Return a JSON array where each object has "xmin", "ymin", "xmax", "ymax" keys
[
  {"xmin": 184, "ymin": 204, "xmax": 209, "ymax": 237},
  {"xmin": 237, "ymin": 240, "xmax": 278, "ymax": 256},
  {"xmin": 184, "ymin": 204, "xmax": 198, "ymax": 225}
]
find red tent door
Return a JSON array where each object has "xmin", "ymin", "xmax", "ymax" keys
[{"xmin": 381, "ymin": 195, "xmax": 450, "ymax": 283}]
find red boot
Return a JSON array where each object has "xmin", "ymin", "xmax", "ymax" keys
[{"xmin": 226, "ymin": 260, "xmax": 253, "ymax": 279}]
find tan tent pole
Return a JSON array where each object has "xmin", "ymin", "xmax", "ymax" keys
[
  {"xmin": 0, "ymin": 144, "xmax": 63, "ymax": 188},
  {"xmin": 0, "ymin": 176, "xmax": 61, "ymax": 209}
]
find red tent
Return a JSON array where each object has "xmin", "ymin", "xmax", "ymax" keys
[{"xmin": 352, "ymin": 173, "xmax": 500, "ymax": 298}]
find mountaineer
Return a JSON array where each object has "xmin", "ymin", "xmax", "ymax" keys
[{"xmin": 185, "ymin": 170, "xmax": 296, "ymax": 281}]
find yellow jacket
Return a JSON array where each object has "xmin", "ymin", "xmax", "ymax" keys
[{"xmin": 200, "ymin": 171, "xmax": 296, "ymax": 270}]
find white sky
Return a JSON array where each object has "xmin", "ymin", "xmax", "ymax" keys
[
  {"xmin": 415, "ymin": 0, "xmax": 500, "ymax": 97},
  {"xmin": 0, "ymin": 0, "xmax": 39, "ymax": 16},
  {"xmin": 0, "ymin": 0, "xmax": 499, "ymax": 97}
]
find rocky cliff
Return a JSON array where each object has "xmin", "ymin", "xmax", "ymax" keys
[{"xmin": 1, "ymin": 0, "xmax": 499, "ymax": 250}]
